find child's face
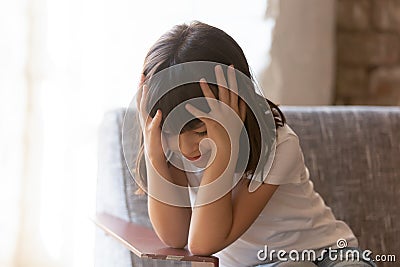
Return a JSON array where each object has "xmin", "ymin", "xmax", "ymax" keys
[{"xmin": 164, "ymin": 123, "xmax": 212, "ymax": 162}]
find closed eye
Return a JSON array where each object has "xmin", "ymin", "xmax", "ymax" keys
[{"xmin": 196, "ymin": 131, "xmax": 207, "ymax": 136}]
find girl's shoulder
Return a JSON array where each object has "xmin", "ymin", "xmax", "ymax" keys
[
  {"xmin": 264, "ymin": 123, "xmax": 306, "ymax": 185},
  {"xmin": 276, "ymin": 123, "xmax": 299, "ymax": 145}
]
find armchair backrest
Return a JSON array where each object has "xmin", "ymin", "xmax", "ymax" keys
[{"xmin": 282, "ymin": 106, "xmax": 400, "ymax": 257}]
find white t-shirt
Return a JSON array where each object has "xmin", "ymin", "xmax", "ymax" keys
[{"xmin": 180, "ymin": 124, "xmax": 358, "ymax": 267}]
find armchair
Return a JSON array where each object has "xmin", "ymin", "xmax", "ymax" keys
[{"xmin": 95, "ymin": 106, "xmax": 400, "ymax": 267}]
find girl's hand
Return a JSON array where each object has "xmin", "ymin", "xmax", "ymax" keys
[
  {"xmin": 185, "ymin": 65, "xmax": 246, "ymax": 166},
  {"xmin": 136, "ymin": 75, "xmax": 165, "ymax": 163}
]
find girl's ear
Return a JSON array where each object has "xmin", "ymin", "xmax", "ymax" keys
[{"xmin": 239, "ymin": 99, "xmax": 246, "ymax": 122}]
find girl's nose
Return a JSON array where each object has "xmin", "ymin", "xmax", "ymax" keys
[{"xmin": 179, "ymin": 136, "xmax": 200, "ymax": 157}]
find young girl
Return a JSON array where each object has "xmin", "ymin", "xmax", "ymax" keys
[{"xmin": 134, "ymin": 21, "xmax": 376, "ymax": 267}]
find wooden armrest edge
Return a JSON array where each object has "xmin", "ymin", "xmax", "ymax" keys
[
  {"xmin": 93, "ymin": 213, "xmax": 219, "ymax": 266},
  {"xmin": 92, "ymin": 214, "xmax": 143, "ymax": 258}
]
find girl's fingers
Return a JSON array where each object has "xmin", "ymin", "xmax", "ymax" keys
[
  {"xmin": 136, "ymin": 74, "xmax": 145, "ymax": 108},
  {"xmin": 199, "ymin": 78, "xmax": 217, "ymax": 109},
  {"xmin": 150, "ymin": 109, "xmax": 162, "ymax": 129},
  {"xmin": 139, "ymin": 85, "xmax": 151, "ymax": 126},
  {"xmin": 185, "ymin": 103, "xmax": 206, "ymax": 121},
  {"xmin": 215, "ymin": 65, "xmax": 230, "ymax": 105},
  {"xmin": 140, "ymin": 84, "xmax": 149, "ymax": 112},
  {"xmin": 136, "ymin": 85, "xmax": 143, "ymax": 111},
  {"xmin": 239, "ymin": 98, "xmax": 246, "ymax": 122},
  {"xmin": 227, "ymin": 65, "xmax": 239, "ymax": 110},
  {"xmin": 199, "ymin": 78, "xmax": 216, "ymax": 98},
  {"xmin": 139, "ymin": 73, "xmax": 145, "ymax": 85}
]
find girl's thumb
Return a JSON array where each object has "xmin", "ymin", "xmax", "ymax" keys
[{"xmin": 151, "ymin": 109, "xmax": 162, "ymax": 128}]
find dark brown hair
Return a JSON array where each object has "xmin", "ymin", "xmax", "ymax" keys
[{"xmin": 134, "ymin": 21, "xmax": 286, "ymax": 191}]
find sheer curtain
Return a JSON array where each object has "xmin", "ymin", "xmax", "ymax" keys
[
  {"xmin": 0, "ymin": 0, "xmax": 273, "ymax": 266},
  {"xmin": 262, "ymin": 0, "xmax": 336, "ymax": 105}
]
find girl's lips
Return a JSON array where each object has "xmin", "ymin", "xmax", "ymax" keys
[
  {"xmin": 186, "ymin": 155, "xmax": 201, "ymax": 161},
  {"xmin": 184, "ymin": 150, "xmax": 211, "ymax": 161}
]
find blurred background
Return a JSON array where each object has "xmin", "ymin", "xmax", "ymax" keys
[{"xmin": 1, "ymin": 0, "xmax": 399, "ymax": 266}]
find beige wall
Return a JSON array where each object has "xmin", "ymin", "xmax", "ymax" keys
[{"xmin": 261, "ymin": 0, "xmax": 336, "ymax": 105}]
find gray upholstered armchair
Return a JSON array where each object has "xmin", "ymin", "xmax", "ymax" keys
[{"xmin": 95, "ymin": 106, "xmax": 400, "ymax": 267}]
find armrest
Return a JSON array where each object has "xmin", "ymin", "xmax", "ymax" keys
[{"xmin": 94, "ymin": 213, "xmax": 219, "ymax": 267}]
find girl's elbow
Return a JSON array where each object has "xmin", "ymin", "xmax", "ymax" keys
[
  {"xmin": 188, "ymin": 241, "xmax": 218, "ymax": 256},
  {"xmin": 161, "ymin": 236, "xmax": 187, "ymax": 249},
  {"xmin": 188, "ymin": 232, "xmax": 229, "ymax": 255},
  {"xmin": 188, "ymin": 246, "xmax": 212, "ymax": 256}
]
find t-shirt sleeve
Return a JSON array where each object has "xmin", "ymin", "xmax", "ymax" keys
[{"xmin": 263, "ymin": 131, "xmax": 306, "ymax": 185}]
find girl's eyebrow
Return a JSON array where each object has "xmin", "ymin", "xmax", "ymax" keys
[
  {"xmin": 192, "ymin": 124, "xmax": 206, "ymax": 130},
  {"xmin": 194, "ymin": 121, "xmax": 206, "ymax": 128}
]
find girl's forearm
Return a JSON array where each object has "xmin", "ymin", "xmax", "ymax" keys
[
  {"xmin": 188, "ymin": 145, "xmax": 238, "ymax": 254},
  {"xmin": 145, "ymin": 156, "xmax": 191, "ymax": 248},
  {"xmin": 148, "ymin": 198, "xmax": 191, "ymax": 248},
  {"xmin": 189, "ymin": 191, "xmax": 233, "ymax": 254}
]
